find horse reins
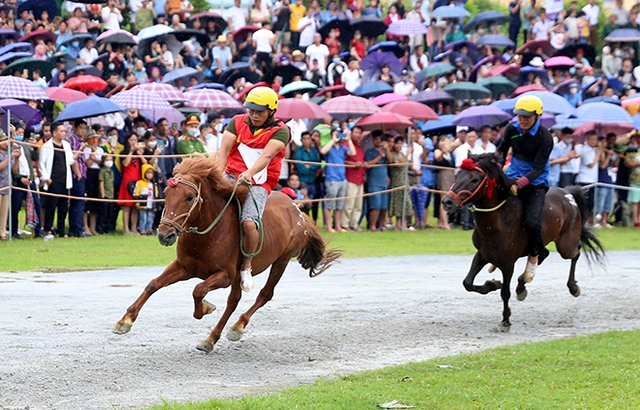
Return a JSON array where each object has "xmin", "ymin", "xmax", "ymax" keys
[{"xmin": 446, "ymin": 165, "xmax": 507, "ymax": 213}]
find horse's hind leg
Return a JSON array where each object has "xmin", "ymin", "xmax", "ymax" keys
[
  {"xmin": 227, "ymin": 258, "xmax": 290, "ymax": 342},
  {"xmin": 463, "ymin": 252, "xmax": 501, "ymax": 294},
  {"xmin": 197, "ymin": 280, "xmax": 243, "ymax": 353},
  {"xmin": 192, "ymin": 269, "xmax": 232, "ymax": 320},
  {"xmin": 113, "ymin": 261, "xmax": 192, "ymax": 334},
  {"xmin": 498, "ymin": 265, "xmax": 514, "ymax": 332},
  {"xmin": 567, "ymin": 255, "xmax": 581, "ymax": 297}
]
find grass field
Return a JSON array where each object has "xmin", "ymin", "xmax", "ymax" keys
[{"xmin": 146, "ymin": 329, "xmax": 640, "ymax": 410}]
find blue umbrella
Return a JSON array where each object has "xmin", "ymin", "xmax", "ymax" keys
[
  {"xmin": 137, "ymin": 24, "xmax": 175, "ymax": 40},
  {"xmin": 421, "ymin": 114, "xmax": 456, "ymax": 135},
  {"xmin": 0, "ymin": 52, "xmax": 32, "ymax": 65},
  {"xmin": 582, "ymin": 96, "xmax": 621, "ymax": 105},
  {"xmin": 463, "ymin": 11, "xmax": 509, "ymax": 31},
  {"xmin": 452, "ymin": 106, "xmax": 512, "ymax": 128},
  {"xmin": 353, "ymin": 81, "xmax": 394, "ymax": 98},
  {"xmin": 604, "ymin": 28, "xmax": 640, "ymax": 42},
  {"xmin": 519, "ymin": 91, "xmax": 576, "ymax": 115},
  {"xmin": 633, "ymin": 113, "xmax": 640, "ymax": 129},
  {"xmin": 368, "ymin": 41, "xmax": 405, "ymax": 58},
  {"xmin": 0, "ymin": 42, "xmax": 32, "ymax": 56},
  {"xmin": 18, "ymin": 0, "xmax": 58, "ymax": 20},
  {"xmin": 55, "ymin": 97, "xmax": 124, "ymax": 123},
  {"xmin": 162, "ymin": 67, "xmax": 204, "ymax": 85},
  {"xmin": 189, "ymin": 82, "xmax": 226, "ymax": 91},
  {"xmin": 0, "ymin": 98, "xmax": 39, "ymax": 124},
  {"xmin": 575, "ymin": 102, "xmax": 633, "ymax": 123},
  {"xmin": 476, "ymin": 34, "xmax": 515, "ymax": 48},
  {"xmin": 431, "ymin": 5, "xmax": 470, "ymax": 19},
  {"xmin": 360, "ymin": 51, "xmax": 403, "ymax": 79},
  {"xmin": 551, "ymin": 114, "xmax": 587, "ymax": 130},
  {"xmin": 518, "ymin": 66, "xmax": 548, "ymax": 85},
  {"xmin": 491, "ymin": 98, "xmax": 516, "ymax": 114}
]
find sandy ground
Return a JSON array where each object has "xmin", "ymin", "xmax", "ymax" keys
[{"xmin": 1, "ymin": 251, "xmax": 639, "ymax": 410}]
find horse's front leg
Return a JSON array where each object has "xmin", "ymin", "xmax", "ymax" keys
[
  {"xmin": 498, "ymin": 264, "xmax": 514, "ymax": 332},
  {"xmin": 567, "ymin": 255, "xmax": 581, "ymax": 297},
  {"xmin": 196, "ymin": 275, "xmax": 243, "ymax": 353},
  {"xmin": 192, "ymin": 269, "xmax": 231, "ymax": 319},
  {"xmin": 463, "ymin": 252, "xmax": 502, "ymax": 294},
  {"xmin": 113, "ymin": 260, "xmax": 192, "ymax": 334}
]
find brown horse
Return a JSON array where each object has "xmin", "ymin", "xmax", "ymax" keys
[
  {"xmin": 442, "ymin": 153, "xmax": 605, "ymax": 331},
  {"xmin": 112, "ymin": 157, "xmax": 341, "ymax": 352}
]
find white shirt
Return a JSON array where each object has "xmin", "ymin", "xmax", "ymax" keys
[
  {"xmin": 129, "ymin": 0, "xmax": 143, "ymax": 22},
  {"xmin": 105, "ymin": 112, "xmax": 125, "ymax": 130},
  {"xmin": 475, "ymin": 140, "xmax": 496, "ymax": 154},
  {"xmin": 286, "ymin": 118, "xmax": 308, "ymax": 147},
  {"xmin": 305, "ymin": 43, "xmax": 329, "ymax": 69},
  {"xmin": 83, "ymin": 146, "xmax": 104, "ymax": 169},
  {"xmin": 39, "ymin": 139, "xmax": 75, "ymax": 190},
  {"xmin": 582, "ymin": 3, "xmax": 600, "ymax": 26},
  {"xmin": 101, "ymin": 6, "xmax": 123, "ymax": 31},
  {"xmin": 66, "ymin": 1, "xmax": 86, "ymax": 13},
  {"xmin": 226, "ymin": 6, "xmax": 248, "ymax": 31},
  {"xmin": 409, "ymin": 53, "xmax": 428, "ymax": 75},
  {"xmin": 341, "ymin": 68, "xmax": 363, "ymax": 93},
  {"xmin": 78, "ymin": 47, "xmax": 99, "ymax": 65},
  {"xmin": 253, "ymin": 28, "xmax": 274, "ymax": 53},
  {"xmin": 394, "ymin": 80, "xmax": 416, "ymax": 96},
  {"xmin": 558, "ymin": 140, "xmax": 580, "ymax": 173},
  {"xmin": 453, "ymin": 142, "xmax": 483, "ymax": 169},
  {"xmin": 575, "ymin": 144, "xmax": 598, "ymax": 184},
  {"xmin": 163, "ymin": 50, "xmax": 174, "ymax": 67},
  {"xmin": 18, "ymin": 145, "xmax": 30, "ymax": 177},
  {"xmin": 297, "ymin": 16, "xmax": 316, "ymax": 47}
]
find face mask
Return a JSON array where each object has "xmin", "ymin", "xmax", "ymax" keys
[
  {"xmin": 477, "ymin": 28, "xmax": 485, "ymax": 34},
  {"xmin": 615, "ymin": 51, "xmax": 622, "ymax": 57},
  {"xmin": 15, "ymin": 135, "xmax": 23, "ymax": 141},
  {"xmin": 333, "ymin": 58, "xmax": 340, "ymax": 63},
  {"xmin": 188, "ymin": 128, "xmax": 200, "ymax": 137},
  {"xmin": 147, "ymin": 140, "xmax": 157, "ymax": 148},
  {"xmin": 136, "ymin": 127, "xmax": 146, "ymax": 136},
  {"xmin": 564, "ymin": 137, "xmax": 573, "ymax": 144},
  {"xmin": 72, "ymin": 41, "xmax": 79, "ymax": 48},
  {"xmin": 104, "ymin": 160, "xmax": 114, "ymax": 168},
  {"xmin": 108, "ymin": 63, "xmax": 115, "ymax": 70},
  {"xmin": 347, "ymin": 122, "xmax": 354, "ymax": 130},
  {"xmin": 464, "ymin": 34, "xmax": 472, "ymax": 40},
  {"xmin": 569, "ymin": 88, "xmax": 577, "ymax": 95},
  {"xmin": 453, "ymin": 25, "xmax": 460, "ymax": 30},
  {"xmin": 108, "ymin": 135, "xmax": 118, "ymax": 146},
  {"xmin": 205, "ymin": 133, "xmax": 214, "ymax": 141},
  {"xmin": 402, "ymin": 77, "xmax": 409, "ymax": 83}
]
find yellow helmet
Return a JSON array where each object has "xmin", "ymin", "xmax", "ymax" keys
[
  {"xmin": 244, "ymin": 86, "xmax": 279, "ymax": 111},
  {"xmin": 514, "ymin": 95, "xmax": 543, "ymax": 116}
]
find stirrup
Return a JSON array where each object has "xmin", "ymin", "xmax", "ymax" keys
[{"xmin": 240, "ymin": 267, "xmax": 254, "ymax": 292}]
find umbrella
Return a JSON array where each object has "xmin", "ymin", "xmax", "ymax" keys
[
  {"xmin": 97, "ymin": 32, "xmax": 137, "ymax": 46},
  {"xmin": 0, "ymin": 99, "xmax": 39, "ymax": 124},
  {"xmin": 137, "ymin": 33, "xmax": 181, "ymax": 60},
  {"xmin": 582, "ymin": 96, "xmax": 621, "ymax": 106},
  {"xmin": 604, "ymin": 28, "xmax": 640, "ymax": 42},
  {"xmin": 575, "ymin": 102, "xmax": 633, "ymax": 124},
  {"xmin": 572, "ymin": 121, "xmax": 634, "ymax": 142},
  {"xmin": 63, "ymin": 75, "xmax": 108, "ymax": 94},
  {"xmin": 137, "ymin": 24, "xmax": 174, "ymax": 41},
  {"xmin": 189, "ymin": 82, "xmax": 226, "ymax": 91},
  {"xmin": 386, "ymin": 20, "xmax": 428, "ymax": 36},
  {"xmin": 371, "ymin": 93, "xmax": 408, "ymax": 106},
  {"xmin": 309, "ymin": 96, "xmax": 326, "ymax": 105},
  {"xmin": 141, "ymin": 107, "xmax": 185, "ymax": 125},
  {"xmin": 410, "ymin": 90, "xmax": 455, "ymax": 105},
  {"xmin": 633, "ymin": 113, "xmax": 640, "ymax": 129},
  {"xmin": 509, "ymin": 112, "xmax": 556, "ymax": 128},
  {"xmin": 516, "ymin": 39, "xmax": 555, "ymax": 56},
  {"xmin": 552, "ymin": 79, "xmax": 581, "ymax": 95},
  {"xmin": 360, "ymin": 51, "xmax": 403, "ymax": 78},
  {"xmin": 217, "ymin": 61, "xmax": 251, "ymax": 86},
  {"xmin": 417, "ymin": 62, "xmax": 455, "ymax": 80},
  {"xmin": 321, "ymin": 95, "xmax": 381, "ymax": 118},
  {"xmin": 464, "ymin": 11, "xmax": 509, "ymax": 31},
  {"xmin": 66, "ymin": 64, "xmax": 102, "ymax": 79},
  {"xmin": 544, "ymin": 56, "xmax": 575, "ymax": 68},
  {"xmin": 110, "ymin": 89, "xmax": 173, "ymax": 114},
  {"xmin": 421, "ymin": 114, "xmax": 456, "ymax": 136},
  {"xmin": 381, "ymin": 101, "xmax": 440, "ymax": 121},
  {"xmin": 517, "ymin": 66, "xmax": 549, "ymax": 86},
  {"xmin": 1, "ymin": 57, "xmax": 54, "ymax": 78},
  {"xmin": 172, "ymin": 28, "xmax": 210, "ymax": 45},
  {"xmin": 96, "ymin": 29, "xmax": 136, "ymax": 43},
  {"xmin": 265, "ymin": 64, "xmax": 304, "ymax": 85},
  {"xmin": 317, "ymin": 19, "xmax": 354, "ymax": 44},
  {"xmin": 0, "ymin": 29, "xmax": 20, "ymax": 42},
  {"xmin": 17, "ymin": 0, "xmax": 58, "ymax": 20},
  {"xmin": 551, "ymin": 113, "xmax": 587, "ymax": 130},
  {"xmin": 45, "ymin": 87, "xmax": 88, "ymax": 103},
  {"xmin": 442, "ymin": 82, "xmax": 491, "ymax": 100},
  {"xmin": 276, "ymin": 99, "xmax": 327, "ymax": 120},
  {"xmin": 431, "ymin": 5, "xmax": 470, "ymax": 18},
  {"xmin": 231, "ymin": 25, "xmax": 261, "ymax": 43},
  {"xmin": 19, "ymin": 29, "xmax": 57, "ymax": 44},
  {"xmin": 443, "ymin": 41, "xmax": 479, "ymax": 62},
  {"xmin": 0, "ymin": 76, "xmax": 48, "ymax": 100},
  {"xmin": 452, "ymin": 106, "xmax": 512, "ymax": 128},
  {"xmin": 47, "ymin": 52, "xmax": 77, "ymax": 71},
  {"xmin": 355, "ymin": 112, "xmax": 413, "ymax": 132},
  {"xmin": 189, "ymin": 12, "xmax": 228, "ymax": 32},
  {"xmin": 350, "ymin": 16, "xmax": 388, "ymax": 38},
  {"xmin": 491, "ymin": 98, "xmax": 516, "ymax": 114},
  {"xmin": 476, "ymin": 34, "xmax": 514, "ymax": 48},
  {"xmin": 368, "ymin": 41, "xmax": 405, "ymax": 58},
  {"xmin": 354, "ymin": 81, "xmax": 394, "ymax": 98},
  {"xmin": 55, "ymin": 97, "xmax": 124, "ymax": 123},
  {"xmin": 516, "ymin": 91, "xmax": 576, "ymax": 115},
  {"xmin": 279, "ymin": 80, "xmax": 319, "ymax": 96},
  {"xmin": 184, "ymin": 89, "xmax": 243, "ymax": 109},
  {"xmin": 0, "ymin": 52, "xmax": 32, "ymax": 65},
  {"xmin": 488, "ymin": 63, "xmax": 520, "ymax": 81},
  {"xmin": 468, "ymin": 55, "xmax": 506, "ymax": 82},
  {"xmin": 479, "ymin": 77, "xmax": 517, "ymax": 98},
  {"xmin": 0, "ymin": 42, "xmax": 32, "ymax": 56},
  {"xmin": 136, "ymin": 83, "xmax": 187, "ymax": 102},
  {"xmin": 313, "ymin": 84, "xmax": 350, "ymax": 98},
  {"xmin": 90, "ymin": 52, "xmax": 110, "ymax": 68},
  {"xmin": 162, "ymin": 67, "xmax": 205, "ymax": 85},
  {"xmin": 553, "ymin": 44, "xmax": 596, "ymax": 65},
  {"xmin": 59, "ymin": 33, "xmax": 93, "ymax": 47}
]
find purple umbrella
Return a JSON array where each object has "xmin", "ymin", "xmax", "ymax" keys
[
  {"xmin": 0, "ymin": 76, "xmax": 48, "ymax": 100},
  {"xmin": 452, "ymin": 105, "xmax": 512, "ymax": 128},
  {"xmin": 359, "ymin": 51, "xmax": 403, "ymax": 81},
  {"xmin": 468, "ymin": 55, "xmax": 506, "ymax": 82},
  {"xmin": 0, "ymin": 29, "xmax": 20, "ymax": 41},
  {"xmin": 551, "ymin": 79, "xmax": 580, "ymax": 95},
  {"xmin": 0, "ymin": 98, "xmax": 39, "ymax": 124}
]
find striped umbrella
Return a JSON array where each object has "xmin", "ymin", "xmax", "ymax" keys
[
  {"xmin": 110, "ymin": 88, "xmax": 173, "ymax": 111},
  {"xmin": 184, "ymin": 89, "xmax": 243, "ymax": 109},
  {"xmin": 386, "ymin": 20, "xmax": 428, "ymax": 36},
  {"xmin": 0, "ymin": 76, "xmax": 48, "ymax": 100},
  {"xmin": 136, "ymin": 83, "xmax": 187, "ymax": 103},
  {"xmin": 320, "ymin": 95, "xmax": 381, "ymax": 118}
]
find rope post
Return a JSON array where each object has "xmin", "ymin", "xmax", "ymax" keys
[{"xmin": 6, "ymin": 110, "xmax": 11, "ymax": 243}]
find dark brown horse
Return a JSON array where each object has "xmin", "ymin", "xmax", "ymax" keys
[
  {"xmin": 442, "ymin": 153, "xmax": 605, "ymax": 331},
  {"xmin": 113, "ymin": 157, "xmax": 341, "ymax": 352}
]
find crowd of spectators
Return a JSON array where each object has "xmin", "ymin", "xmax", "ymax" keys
[{"xmin": 1, "ymin": 0, "xmax": 640, "ymax": 241}]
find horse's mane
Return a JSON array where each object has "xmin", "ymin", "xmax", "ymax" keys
[
  {"xmin": 173, "ymin": 157, "xmax": 249, "ymax": 198},
  {"xmin": 467, "ymin": 153, "xmax": 513, "ymax": 193}
]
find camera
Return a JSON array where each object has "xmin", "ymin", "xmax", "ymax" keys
[{"xmin": 337, "ymin": 132, "xmax": 346, "ymax": 139}]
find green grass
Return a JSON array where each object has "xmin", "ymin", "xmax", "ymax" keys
[
  {"xmin": 1, "ymin": 222, "xmax": 639, "ymax": 272},
  {"xmin": 146, "ymin": 329, "xmax": 640, "ymax": 409}
]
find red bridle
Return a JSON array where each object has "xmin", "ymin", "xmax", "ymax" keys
[{"xmin": 446, "ymin": 165, "xmax": 490, "ymax": 207}]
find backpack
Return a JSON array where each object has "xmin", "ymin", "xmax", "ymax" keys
[{"xmin": 127, "ymin": 181, "xmax": 137, "ymax": 197}]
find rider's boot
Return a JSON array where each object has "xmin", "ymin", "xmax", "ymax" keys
[{"xmin": 239, "ymin": 221, "xmax": 258, "ymax": 292}]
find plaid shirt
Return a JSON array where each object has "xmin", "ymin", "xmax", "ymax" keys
[{"xmin": 69, "ymin": 133, "xmax": 87, "ymax": 179}]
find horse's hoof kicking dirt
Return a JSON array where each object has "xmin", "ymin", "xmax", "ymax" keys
[
  {"xmin": 196, "ymin": 341, "xmax": 213, "ymax": 353},
  {"xmin": 516, "ymin": 288, "xmax": 528, "ymax": 301},
  {"xmin": 226, "ymin": 329, "xmax": 244, "ymax": 341},
  {"xmin": 497, "ymin": 323, "xmax": 511, "ymax": 333},
  {"xmin": 112, "ymin": 322, "xmax": 131, "ymax": 334}
]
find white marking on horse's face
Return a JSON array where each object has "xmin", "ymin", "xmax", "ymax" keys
[{"xmin": 565, "ymin": 193, "xmax": 578, "ymax": 207}]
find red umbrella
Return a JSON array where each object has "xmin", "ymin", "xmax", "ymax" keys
[
  {"xmin": 19, "ymin": 29, "xmax": 57, "ymax": 44},
  {"xmin": 488, "ymin": 63, "xmax": 520, "ymax": 81},
  {"xmin": 381, "ymin": 100, "xmax": 440, "ymax": 121},
  {"xmin": 45, "ymin": 87, "xmax": 88, "ymax": 103},
  {"xmin": 544, "ymin": 56, "xmax": 575, "ymax": 68},
  {"xmin": 236, "ymin": 81, "xmax": 269, "ymax": 102},
  {"xmin": 355, "ymin": 111, "xmax": 413, "ymax": 132},
  {"xmin": 510, "ymin": 84, "xmax": 547, "ymax": 98},
  {"xmin": 232, "ymin": 25, "xmax": 260, "ymax": 43},
  {"xmin": 516, "ymin": 39, "xmax": 555, "ymax": 57},
  {"xmin": 313, "ymin": 84, "xmax": 350, "ymax": 98},
  {"xmin": 276, "ymin": 98, "xmax": 327, "ymax": 120},
  {"xmin": 63, "ymin": 75, "xmax": 108, "ymax": 94}
]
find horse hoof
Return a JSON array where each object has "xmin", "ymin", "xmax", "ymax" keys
[
  {"xmin": 112, "ymin": 322, "xmax": 132, "ymax": 334},
  {"xmin": 571, "ymin": 286, "xmax": 581, "ymax": 297},
  {"xmin": 202, "ymin": 300, "xmax": 217, "ymax": 316},
  {"xmin": 490, "ymin": 279, "xmax": 502, "ymax": 289},
  {"xmin": 488, "ymin": 264, "xmax": 497, "ymax": 273},
  {"xmin": 516, "ymin": 289, "xmax": 528, "ymax": 301},
  {"xmin": 226, "ymin": 329, "xmax": 244, "ymax": 342},
  {"xmin": 196, "ymin": 341, "xmax": 214, "ymax": 353},
  {"xmin": 497, "ymin": 322, "xmax": 511, "ymax": 333}
]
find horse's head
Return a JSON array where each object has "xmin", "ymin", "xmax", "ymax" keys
[
  {"xmin": 157, "ymin": 174, "xmax": 203, "ymax": 246},
  {"xmin": 442, "ymin": 153, "xmax": 505, "ymax": 214}
]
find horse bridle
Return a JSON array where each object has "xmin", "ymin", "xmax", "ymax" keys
[
  {"xmin": 159, "ymin": 177, "xmax": 203, "ymax": 235},
  {"xmin": 446, "ymin": 165, "xmax": 490, "ymax": 208}
]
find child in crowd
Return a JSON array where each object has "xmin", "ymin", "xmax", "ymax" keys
[
  {"xmin": 577, "ymin": 12, "xmax": 589, "ymax": 44},
  {"xmin": 134, "ymin": 163, "xmax": 158, "ymax": 235},
  {"xmin": 98, "ymin": 154, "xmax": 115, "ymax": 235}
]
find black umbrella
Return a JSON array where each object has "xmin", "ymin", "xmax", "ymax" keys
[
  {"xmin": 222, "ymin": 69, "xmax": 261, "ymax": 87},
  {"xmin": 60, "ymin": 33, "xmax": 93, "ymax": 47},
  {"xmin": 350, "ymin": 16, "xmax": 388, "ymax": 38},
  {"xmin": 67, "ymin": 0, "xmax": 108, "ymax": 3},
  {"xmin": 463, "ymin": 11, "xmax": 509, "ymax": 31},
  {"xmin": 188, "ymin": 12, "xmax": 228, "ymax": 32},
  {"xmin": 217, "ymin": 62, "xmax": 251, "ymax": 85},
  {"xmin": 18, "ymin": 0, "xmax": 58, "ymax": 20},
  {"xmin": 47, "ymin": 52, "xmax": 79, "ymax": 71},
  {"xmin": 171, "ymin": 28, "xmax": 210, "ymax": 45},
  {"xmin": 97, "ymin": 32, "xmax": 137, "ymax": 46},
  {"xmin": 264, "ymin": 64, "xmax": 304, "ymax": 84},
  {"xmin": 67, "ymin": 64, "xmax": 103, "ymax": 78},
  {"xmin": 318, "ymin": 19, "xmax": 354, "ymax": 48},
  {"xmin": 553, "ymin": 44, "xmax": 596, "ymax": 65},
  {"xmin": 91, "ymin": 52, "xmax": 110, "ymax": 68}
]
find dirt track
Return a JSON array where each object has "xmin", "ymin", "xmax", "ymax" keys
[{"xmin": 1, "ymin": 251, "xmax": 639, "ymax": 410}]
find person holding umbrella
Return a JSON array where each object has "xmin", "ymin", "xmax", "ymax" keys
[
  {"xmin": 496, "ymin": 94, "xmax": 554, "ymax": 284},
  {"xmin": 216, "ymin": 86, "xmax": 291, "ymax": 293}
]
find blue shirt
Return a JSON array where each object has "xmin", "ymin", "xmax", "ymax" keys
[
  {"xmin": 548, "ymin": 142, "xmax": 562, "ymax": 187},
  {"xmin": 324, "ymin": 144, "xmax": 349, "ymax": 182},
  {"xmin": 211, "ymin": 46, "xmax": 233, "ymax": 71},
  {"xmin": 505, "ymin": 119, "xmax": 550, "ymax": 186},
  {"xmin": 365, "ymin": 148, "xmax": 388, "ymax": 189},
  {"xmin": 293, "ymin": 146, "xmax": 321, "ymax": 185},
  {"xmin": 420, "ymin": 151, "xmax": 435, "ymax": 187},
  {"xmin": 563, "ymin": 92, "xmax": 582, "ymax": 107}
]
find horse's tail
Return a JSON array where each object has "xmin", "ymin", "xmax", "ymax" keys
[
  {"xmin": 297, "ymin": 213, "xmax": 342, "ymax": 277},
  {"xmin": 565, "ymin": 185, "xmax": 606, "ymax": 266}
]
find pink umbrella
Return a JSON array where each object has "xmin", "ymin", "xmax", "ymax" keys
[
  {"xmin": 355, "ymin": 111, "xmax": 413, "ymax": 132},
  {"xmin": 184, "ymin": 89, "xmax": 243, "ymax": 109},
  {"xmin": 45, "ymin": 87, "xmax": 88, "ymax": 103},
  {"xmin": 96, "ymin": 29, "xmax": 137, "ymax": 43},
  {"xmin": 381, "ymin": 100, "xmax": 440, "ymax": 121},
  {"xmin": 544, "ymin": 56, "xmax": 575, "ymax": 68},
  {"xmin": 321, "ymin": 95, "xmax": 380, "ymax": 118},
  {"xmin": 136, "ymin": 83, "xmax": 186, "ymax": 102},
  {"xmin": 371, "ymin": 93, "xmax": 408, "ymax": 106},
  {"xmin": 510, "ymin": 85, "xmax": 547, "ymax": 98},
  {"xmin": 313, "ymin": 84, "xmax": 350, "ymax": 98},
  {"xmin": 488, "ymin": 64, "xmax": 520, "ymax": 81},
  {"xmin": 572, "ymin": 121, "xmax": 634, "ymax": 143},
  {"xmin": 276, "ymin": 98, "xmax": 327, "ymax": 120}
]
